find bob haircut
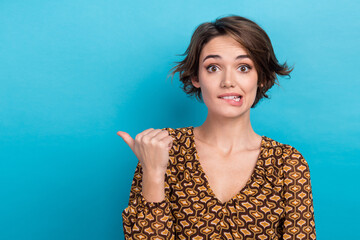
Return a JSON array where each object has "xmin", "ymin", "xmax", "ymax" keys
[{"xmin": 169, "ymin": 15, "xmax": 293, "ymax": 108}]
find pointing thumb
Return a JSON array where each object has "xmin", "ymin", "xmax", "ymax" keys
[{"xmin": 117, "ymin": 131, "xmax": 135, "ymax": 151}]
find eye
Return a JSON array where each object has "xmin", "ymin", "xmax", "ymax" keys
[
  {"xmin": 206, "ymin": 65, "xmax": 220, "ymax": 73},
  {"xmin": 238, "ymin": 64, "xmax": 252, "ymax": 73}
]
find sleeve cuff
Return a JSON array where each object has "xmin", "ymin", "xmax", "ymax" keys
[{"xmin": 123, "ymin": 191, "xmax": 171, "ymax": 218}]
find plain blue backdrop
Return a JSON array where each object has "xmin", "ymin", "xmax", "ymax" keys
[{"xmin": 1, "ymin": 0, "xmax": 359, "ymax": 239}]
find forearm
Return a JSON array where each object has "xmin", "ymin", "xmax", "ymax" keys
[
  {"xmin": 142, "ymin": 169, "xmax": 166, "ymax": 202},
  {"xmin": 122, "ymin": 162, "xmax": 175, "ymax": 239}
]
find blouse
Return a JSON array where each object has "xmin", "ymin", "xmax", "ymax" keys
[{"xmin": 122, "ymin": 126, "xmax": 316, "ymax": 239}]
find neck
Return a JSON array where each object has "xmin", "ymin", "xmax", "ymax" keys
[{"xmin": 194, "ymin": 110, "xmax": 261, "ymax": 154}]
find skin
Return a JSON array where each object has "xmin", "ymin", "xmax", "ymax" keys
[
  {"xmin": 118, "ymin": 35, "xmax": 263, "ymax": 203},
  {"xmin": 191, "ymin": 35, "xmax": 263, "ymax": 203},
  {"xmin": 117, "ymin": 128, "xmax": 173, "ymax": 202}
]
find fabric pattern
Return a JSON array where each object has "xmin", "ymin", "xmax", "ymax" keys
[{"xmin": 122, "ymin": 126, "xmax": 316, "ymax": 239}]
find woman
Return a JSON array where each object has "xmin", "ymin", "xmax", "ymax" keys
[{"xmin": 118, "ymin": 15, "xmax": 316, "ymax": 239}]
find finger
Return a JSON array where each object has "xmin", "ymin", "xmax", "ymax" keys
[
  {"xmin": 135, "ymin": 128, "xmax": 155, "ymax": 141},
  {"xmin": 152, "ymin": 129, "xmax": 170, "ymax": 140},
  {"xmin": 168, "ymin": 138, "xmax": 173, "ymax": 150},
  {"xmin": 117, "ymin": 131, "xmax": 135, "ymax": 151},
  {"xmin": 140, "ymin": 129, "xmax": 163, "ymax": 143},
  {"xmin": 139, "ymin": 128, "xmax": 155, "ymax": 136},
  {"xmin": 159, "ymin": 135, "xmax": 174, "ymax": 150},
  {"xmin": 143, "ymin": 128, "xmax": 163, "ymax": 138}
]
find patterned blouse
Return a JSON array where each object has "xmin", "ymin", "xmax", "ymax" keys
[{"xmin": 122, "ymin": 126, "xmax": 316, "ymax": 239}]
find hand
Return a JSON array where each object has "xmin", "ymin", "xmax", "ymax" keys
[{"xmin": 117, "ymin": 128, "xmax": 173, "ymax": 174}]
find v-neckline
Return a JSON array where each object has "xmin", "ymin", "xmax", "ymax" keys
[{"xmin": 189, "ymin": 126, "xmax": 266, "ymax": 205}]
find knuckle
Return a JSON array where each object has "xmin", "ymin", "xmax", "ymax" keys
[
  {"xmin": 135, "ymin": 132, "xmax": 142, "ymax": 140},
  {"xmin": 142, "ymin": 135, "xmax": 150, "ymax": 144},
  {"xmin": 149, "ymin": 137, "xmax": 158, "ymax": 145},
  {"xmin": 158, "ymin": 141, "xmax": 166, "ymax": 148}
]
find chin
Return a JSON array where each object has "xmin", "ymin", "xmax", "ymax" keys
[{"xmin": 211, "ymin": 108, "xmax": 250, "ymax": 119}]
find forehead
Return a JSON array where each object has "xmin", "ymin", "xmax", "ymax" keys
[{"xmin": 200, "ymin": 35, "xmax": 248, "ymax": 60}]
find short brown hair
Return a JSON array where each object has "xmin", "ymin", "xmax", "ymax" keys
[{"xmin": 169, "ymin": 15, "xmax": 293, "ymax": 108}]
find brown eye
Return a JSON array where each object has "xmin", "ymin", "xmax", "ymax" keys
[
  {"xmin": 207, "ymin": 65, "xmax": 219, "ymax": 73},
  {"xmin": 239, "ymin": 65, "xmax": 250, "ymax": 72}
]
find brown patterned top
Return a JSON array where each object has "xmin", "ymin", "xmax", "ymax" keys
[{"xmin": 122, "ymin": 126, "xmax": 316, "ymax": 239}]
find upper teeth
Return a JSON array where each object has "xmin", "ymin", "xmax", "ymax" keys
[{"xmin": 221, "ymin": 96, "xmax": 240, "ymax": 99}]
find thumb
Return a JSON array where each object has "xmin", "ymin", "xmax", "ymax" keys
[{"xmin": 117, "ymin": 131, "xmax": 135, "ymax": 151}]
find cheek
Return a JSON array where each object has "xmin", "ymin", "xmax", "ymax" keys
[
  {"xmin": 243, "ymin": 75, "xmax": 259, "ymax": 93},
  {"xmin": 196, "ymin": 80, "xmax": 216, "ymax": 105},
  {"xmin": 200, "ymin": 85, "xmax": 213, "ymax": 101},
  {"xmin": 243, "ymin": 78, "xmax": 257, "ymax": 87}
]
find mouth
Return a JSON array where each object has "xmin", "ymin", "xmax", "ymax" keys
[{"xmin": 218, "ymin": 95, "xmax": 242, "ymax": 102}]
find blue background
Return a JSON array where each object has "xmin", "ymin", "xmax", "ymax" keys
[{"xmin": 1, "ymin": 0, "xmax": 359, "ymax": 239}]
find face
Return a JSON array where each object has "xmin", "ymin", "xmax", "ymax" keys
[{"xmin": 191, "ymin": 35, "xmax": 259, "ymax": 119}]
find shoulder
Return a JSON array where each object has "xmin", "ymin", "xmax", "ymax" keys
[
  {"xmin": 161, "ymin": 126, "xmax": 194, "ymax": 156},
  {"xmin": 262, "ymin": 136, "xmax": 311, "ymax": 172},
  {"xmin": 161, "ymin": 126, "xmax": 193, "ymax": 143},
  {"xmin": 161, "ymin": 127, "xmax": 195, "ymax": 176},
  {"xmin": 162, "ymin": 126, "xmax": 192, "ymax": 134}
]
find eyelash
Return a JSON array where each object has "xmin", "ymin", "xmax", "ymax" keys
[{"xmin": 206, "ymin": 64, "xmax": 252, "ymax": 73}]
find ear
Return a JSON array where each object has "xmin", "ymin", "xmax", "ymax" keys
[{"xmin": 191, "ymin": 76, "xmax": 201, "ymax": 88}]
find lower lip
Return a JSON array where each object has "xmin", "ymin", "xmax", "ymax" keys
[{"xmin": 219, "ymin": 97, "xmax": 243, "ymax": 106}]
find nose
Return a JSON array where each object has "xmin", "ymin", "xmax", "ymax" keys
[{"xmin": 220, "ymin": 69, "xmax": 236, "ymax": 88}]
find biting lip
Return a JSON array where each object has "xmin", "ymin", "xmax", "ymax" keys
[{"xmin": 218, "ymin": 93, "xmax": 242, "ymax": 98}]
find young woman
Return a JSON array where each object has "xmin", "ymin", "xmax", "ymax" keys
[{"xmin": 118, "ymin": 15, "xmax": 316, "ymax": 239}]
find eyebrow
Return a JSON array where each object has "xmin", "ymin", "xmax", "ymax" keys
[{"xmin": 202, "ymin": 54, "xmax": 250, "ymax": 62}]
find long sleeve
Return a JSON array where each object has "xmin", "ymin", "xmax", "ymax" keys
[
  {"xmin": 122, "ymin": 129, "xmax": 175, "ymax": 239},
  {"xmin": 281, "ymin": 147, "xmax": 316, "ymax": 240}
]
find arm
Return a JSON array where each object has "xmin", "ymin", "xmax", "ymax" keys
[
  {"xmin": 122, "ymin": 128, "xmax": 175, "ymax": 240},
  {"xmin": 281, "ymin": 147, "xmax": 316, "ymax": 240}
]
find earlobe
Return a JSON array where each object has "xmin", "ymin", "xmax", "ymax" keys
[{"xmin": 191, "ymin": 76, "xmax": 201, "ymax": 88}]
